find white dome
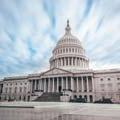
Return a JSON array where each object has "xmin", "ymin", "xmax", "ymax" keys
[
  {"xmin": 57, "ymin": 32, "xmax": 81, "ymax": 46},
  {"xmin": 49, "ymin": 20, "xmax": 89, "ymax": 71}
]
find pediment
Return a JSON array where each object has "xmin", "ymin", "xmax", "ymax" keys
[{"xmin": 42, "ymin": 68, "xmax": 72, "ymax": 76}]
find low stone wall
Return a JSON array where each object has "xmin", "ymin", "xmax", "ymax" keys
[{"xmin": 60, "ymin": 96, "xmax": 70, "ymax": 102}]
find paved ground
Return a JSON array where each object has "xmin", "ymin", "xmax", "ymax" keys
[{"xmin": 0, "ymin": 102, "xmax": 120, "ymax": 120}]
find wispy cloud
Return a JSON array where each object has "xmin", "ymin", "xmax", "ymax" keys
[{"xmin": 0, "ymin": 0, "xmax": 120, "ymax": 78}]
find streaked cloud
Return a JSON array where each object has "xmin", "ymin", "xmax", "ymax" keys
[{"xmin": 0, "ymin": 0, "xmax": 120, "ymax": 78}]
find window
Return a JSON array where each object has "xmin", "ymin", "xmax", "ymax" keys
[
  {"xmin": 9, "ymin": 87, "xmax": 12, "ymax": 93},
  {"xmin": 10, "ymin": 83, "xmax": 12, "ymax": 86},
  {"xmin": 20, "ymin": 87, "xmax": 22, "ymax": 92},
  {"xmin": 100, "ymin": 78, "xmax": 103, "ymax": 81},
  {"xmin": 117, "ymin": 78, "xmax": 120, "ymax": 80},
  {"xmin": 117, "ymin": 83, "xmax": 120, "ymax": 91},
  {"xmin": 69, "ymin": 48, "xmax": 71, "ymax": 52},
  {"xmin": 5, "ymin": 88, "xmax": 8, "ymax": 93},
  {"xmin": 24, "ymin": 87, "xmax": 26, "ymax": 93},
  {"xmin": 15, "ymin": 87, "xmax": 17, "ymax": 93},
  {"xmin": 118, "ymin": 89, "xmax": 120, "ymax": 91},
  {"xmin": 20, "ymin": 83, "xmax": 22, "ymax": 85},
  {"xmin": 25, "ymin": 83, "xmax": 27, "ymax": 85},
  {"xmin": 61, "ymin": 49, "xmax": 62, "ymax": 53},
  {"xmin": 108, "ymin": 78, "xmax": 111, "ymax": 81},
  {"xmin": 72, "ymin": 48, "xmax": 74, "ymax": 52}
]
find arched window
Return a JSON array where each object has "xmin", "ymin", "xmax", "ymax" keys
[
  {"xmin": 69, "ymin": 48, "xmax": 71, "ymax": 52},
  {"xmin": 66, "ymin": 48, "xmax": 68, "ymax": 53},
  {"xmin": 72, "ymin": 48, "xmax": 74, "ymax": 52}
]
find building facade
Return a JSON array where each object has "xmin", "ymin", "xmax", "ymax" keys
[{"xmin": 0, "ymin": 21, "xmax": 120, "ymax": 102}]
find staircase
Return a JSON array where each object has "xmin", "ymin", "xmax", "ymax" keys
[{"xmin": 33, "ymin": 92, "xmax": 61, "ymax": 102}]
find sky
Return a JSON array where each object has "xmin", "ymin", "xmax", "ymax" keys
[{"xmin": 0, "ymin": 0, "xmax": 120, "ymax": 78}]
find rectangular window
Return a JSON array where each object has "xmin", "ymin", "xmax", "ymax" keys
[
  {"xmin": 20, "ymin": 87, "xmax": 22, "ymax": 92},
  {"xmin": 24, "ymin": 87, "xmax": 26, "ymax": 93},
  {"xmin": 5, "ymin": 88, "xmax": 8, "ymax": 93},
  {"xmin": 9, "ymin": 87, "xmax": 12, "ymax": 93},
  {"xmin": 15, "ymin": 87, "xmax": 17, "ymax": 93}
]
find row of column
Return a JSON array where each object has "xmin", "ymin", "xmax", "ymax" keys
[
  {"xmin": 30, "ymin": 76, "xmax": 94, "ymax": 93},
  {"xmin": 51, "ymin": 57, "xmax": 89, "ymax": 68}
]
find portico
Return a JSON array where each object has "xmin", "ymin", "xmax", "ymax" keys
[{"xmin": 29, "ymin": 67, "xmax": 94, "ymax": 102}]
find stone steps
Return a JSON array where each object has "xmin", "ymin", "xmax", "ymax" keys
[{"xmin": 34, "ymin": 92, "xmax": 61, "ymax": 102}]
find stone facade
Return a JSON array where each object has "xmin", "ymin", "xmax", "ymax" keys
[{"xmin": 0, "ymin": 20, "xmax": 120, "ymax": 102}]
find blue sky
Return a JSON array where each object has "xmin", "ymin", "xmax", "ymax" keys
[{"xmin": 0, "ymin": 0, "xmax": 120, "ymax": 78}]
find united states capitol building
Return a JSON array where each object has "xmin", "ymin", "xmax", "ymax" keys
[{"xmin": 0, "ymin": 21, "xmax": 120, "ymax": 103}]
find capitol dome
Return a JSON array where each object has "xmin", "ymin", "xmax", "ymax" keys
[{"xmin": 49, "ymin": 20, "xmax": 89, "ymax": 71}]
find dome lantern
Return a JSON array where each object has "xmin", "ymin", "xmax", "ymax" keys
[{"xmin": 65, "ymin": 19, "xmax": 71, "ymax": 34}]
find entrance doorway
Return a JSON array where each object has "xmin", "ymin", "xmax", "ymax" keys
[{"xmin": 59, "ymin": 86, "xmax": 62, "ymax": 93}]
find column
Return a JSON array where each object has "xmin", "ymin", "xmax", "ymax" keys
[
  {"xmin": 40, "ymin": 79, "xmax": 43, "ymax": 91},
  {"xmin": 37, "ymin": 80, "xmax": 39, "ymax": 90},
  {"xmin": 81, "ymin": 59, "xmax": 83, "ymax": 68},
  {"xmin": 87, "ymin": 77, "xmax": 89, "ymax": 92},
  {"xmin": 75, "ymin": 58, "xmax": 77, "ymax": 66},
  {"xmin": 73, "ymin": 57, "xmax": 74, "ymax": 65},
  {"xmin": 68, "ymin": 57, "xmax": 70, "ymax": 66},
  {"xmin": 91, "ymin": 76, "xmax": 95, "ymax": 101},
  {"xmin": 39, "ymin": 80, "xmax": 41, "ymax": 90},
  {"xmin": 80, "ymin": 59, "xmax": 82, "ymax": 67},
  {"xmin": 86, "ymin": 77, "xmax": 90, "ymax": 102},
  {"xmin": 48, "ymin": 78, "xmax": 50, "ymax": 92},
  {"xmin": 30, "ymin": 80, "xmax": 33, "ymax": 93},
  {"xmin": 77, "ymin": 77, "xmax": 79, "ymax": 92},
  {"xmin": 44, "ymin": 78, "xmax": 46, "ymax": 92},
  {"xmin": 81, "ymin": 77, "xmax": 84, "ymax": 92},
  {"xmin": 66, "ymin": 77, "xmax": 68, "ymax": 90},
  {"xmin": 57, "ymin": 77, "xmax": 59, "ymax": 92},
  {"xmin": 34, "ymin": 80, "xmax": 36, "ymax": 91},
  {"xmin": 71, "ymin": 57, "xmax": 73, "ymax": 66},
  {"xmin": 57, "ymin": 59, "xmax": 59, "ymax": 67},
  {"xmin": 71, "ymin": 77, "xmax": 74, "ymax": 91},
  {"xmin": 62, "ymin": 58, "xmax": 63, "ymax": 66},
  {"xmin": 64, "ymin": 57, "xmax": 66, "ymax": 66},
  {"xmin": 55, "ymin": 60, "xmax": 56, "ymax": 67},
  {"xmin": 60, "ymin": 58, "xmax": 61, "ymax": 66},
  {"xmin": 58, "ymin": 59, "xmax": 59, "ymax": 66},
  {"xmin": 83, "ymin": 60, "xmax": 85, "ymax": 68},
  {"xmin": 61, "ymin": 77, "xmax": 64, "ymax": 91},
  {"xmin": 52, "ymin": 78, "xmax": 54, "ymax": 92},
  {"xmin": 78, "ymin": 58, "xmax": 80, "ymax": 66}
]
